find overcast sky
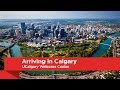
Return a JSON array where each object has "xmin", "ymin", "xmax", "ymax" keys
[{"xmin": 0, "ymin": 11, "xmax": 120, "ymax": 19}]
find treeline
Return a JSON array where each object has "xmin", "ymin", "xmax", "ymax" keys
[
  {"xmin": 102, "ymin": 46, "xmax": 113, "ymax": 57},
  {"xmin": 67, "ymin": 43, "xmax": 98, "ymax": 57}
]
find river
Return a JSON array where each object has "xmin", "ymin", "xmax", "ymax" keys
[
  {"xmin": 0, "ymin": 32, "xmax": 120, "ymax": 57},
  {"xmin": 0, "ymin": 42, "xmax": 22, "ymax": 57},
  {"xmin": 92, "ymin": 32, "xmax": 120, "ymax": 56}
]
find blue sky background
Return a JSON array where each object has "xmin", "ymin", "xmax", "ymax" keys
[{"xmin": 0, "ymin": 11, "xmax": 120, "ymax": 19}]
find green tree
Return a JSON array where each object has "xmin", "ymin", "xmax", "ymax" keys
[
  {"xmin": 32, "ymin": 51, "xmax": 42, "ymax": 57},
  {"xmin": 111, "ymin": 71, "xmax": 119, "ymax": 78},
  {"xmin": 43, "ymin": 52, "xmax": 50, "ymax": 57},
  {"xmin": 104, "ymin": 73, "xmax": 114, "ymax": 79}
]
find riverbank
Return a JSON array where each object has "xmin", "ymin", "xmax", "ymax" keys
[{"xmin": 92, "ymin": 31, "xmax": 120, "ymax": 57}]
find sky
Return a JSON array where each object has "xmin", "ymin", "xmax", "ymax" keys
[{"xmin": 0, "ymin": 11, "xmax": 120, "ymax": 19}]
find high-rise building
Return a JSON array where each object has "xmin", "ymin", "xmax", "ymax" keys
[
  {"xmin": 31, "ymin": 23, "xmax": 37, "ymax": 35},
  {"xmin": 26, "ymin": 30, "xmax": 31, "ymax": 38},
  {"xmin": 38, "ymin": 30, "xmax": 43, "ymax": 39},
  {"xmin": 60, "ymin": 28, "xmax": 66, "ymax": 38},
  {"xmin": 15, "ymin": 28, "xmax": 21, "ymax": 37},
  {"xmin": 9, "ymin": 29, "xmax": 15, "ymax": 36},
  {"xmin": 57, "ymin": 22, "xmax": 60, "ymax": 29},
  {"xmin": 112, "ymin": 37, "xmax": 120, "ymax": 57},
  {"xmin": 55, "ymin": 29, "xmax": 59, "ymax": 39},
  {"xmin": 52, "ymin": 25, "xmax": 56, "ymax": 38},
  {"xmin": 48, "ymin": 25, "xmax": 51, "ymax": 30},
  {"xmin": 43, "ymin": 29, "xmax": 49, "ymax": 37},
  {"xmin": 31, "ymin": 23, "xmax": 35, "ymax": 30},
  {"xmin": 30, "ymin": 30, "xmax": 34, "ymax": 38},
  {"xmin": 21, "ymin": 22, "xmax": 26, "ymax": 34}
]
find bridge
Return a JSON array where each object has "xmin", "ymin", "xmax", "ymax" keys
[
  {"xmin": 99, "ymin": 43, "xmax": 110, "ymax": 46},
  {"xmin": 0, "ymin": 43, "xmax": 16, "ymax": 56},
  {"xmin": 0, "ymin": 38, "xmax": 23, "ymax": 57}
]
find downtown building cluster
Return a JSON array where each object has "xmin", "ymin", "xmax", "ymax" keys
[{"xmin": 5, "ymin": 21, "xmax": 120, "ymax": 47}]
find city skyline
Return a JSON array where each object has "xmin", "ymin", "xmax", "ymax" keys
[{"xmin": 0, "ymin": 11, "xmax": 120, "ymax": 19}]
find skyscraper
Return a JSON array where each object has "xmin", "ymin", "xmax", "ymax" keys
[
  {"xmin": 21, "ymin": 22, "xmax": 26, "ymax": 34},
  {"xmin": 15, "ymin": 28, "xmax": 21, "ymax": 37},
  {"xmin": 43, "ymin": 29, "xmax": 49, "ymax": 37},
  {"xmin": 38, "ymin": 30, "xmax": 43, "ymax": 39},
  {"xmin": 31, "ymin": 23, "xmax": 35, "ymax": 30},
  {"xmin": 26, "ymin": 30, "xmax": 31, "ymax": 38},
  {"xmin": 52, "ymin": 25, "xmax": 56, "ymax": 38},
  {"xmin": 60, "ymin": 28, "xmax": 66, "ymax": 38},
  {"xmin": 55, "ymin": 29, "xmax": 59, "ymax": 39},
  {"xmin": 30, "ymin": 30, "xmax": 34, "ymax": 38}
]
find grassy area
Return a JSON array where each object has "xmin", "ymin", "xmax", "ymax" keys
[{"xmin": 19, "ymin": 42, "xmax": 98, "ymax": 57}]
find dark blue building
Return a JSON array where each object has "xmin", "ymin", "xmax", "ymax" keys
[
  {"xmin": 48, "ymin": 26, "xmax": 51, "ymax": 30},
  {"xmin": 21, "ymin": 22, "xmax": 26, "ymax": 34},
  {"xmin": 43, "ymin": 29, "xmax": 49, "ymax": 37},
  {"xmin": 60, "ymin": 28, "xmax": 66, "ymax": 38}
]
